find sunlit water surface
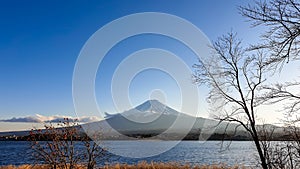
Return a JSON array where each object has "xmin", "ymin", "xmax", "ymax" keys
[{"xmin": 0, "ymin": 141, "xmax": 258, "ymax": 167}]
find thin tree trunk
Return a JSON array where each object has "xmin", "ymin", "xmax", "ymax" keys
[
  {"xmin": 254, "ymin": 138, "xmax": 268, "ymax": 169},
  {"xmin": 252, "ymin": 124, "xmax": 268, "ymax": 169}
]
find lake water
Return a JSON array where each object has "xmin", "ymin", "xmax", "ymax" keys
[{"xmin": 0, "ymin": 141, "xmax": 258, "ymax": 167}]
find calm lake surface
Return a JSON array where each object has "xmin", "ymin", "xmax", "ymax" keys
[{"xmin": 0, "ymin": 141, "xmax": 258, "ymax": 167}]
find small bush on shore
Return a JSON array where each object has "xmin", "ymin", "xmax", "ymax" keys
[{"xmin": 29, "ymin": 119, "xmax": 106, "ymax": 169}]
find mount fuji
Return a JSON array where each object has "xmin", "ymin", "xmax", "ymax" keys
[{"xmin": 82, "ymin": 100, "xmax": 246, "ymax": 140}]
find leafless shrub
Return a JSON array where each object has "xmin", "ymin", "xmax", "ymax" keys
[{"xmin": 29, "ymin": 118, "xmax": 107, "ymax": 169}]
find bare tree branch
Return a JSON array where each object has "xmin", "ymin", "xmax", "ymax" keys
[{"xmin": 239, "ymin": 0, "xmax": 300, "ymax": 69}]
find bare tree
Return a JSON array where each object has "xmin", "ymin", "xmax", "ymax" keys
[
  {"xmin": 193, "ymin": 32, "xmax": 270, "ymax": 169},
  {"xmin": 239, "ymin": 0, "xmax": 300, "ymax": 68},
  {"xmin": 200, "ymin": 1, "xmax": 300, "ymax": 168},
  {"xmin": 30, "ymin": 118, "xmax": 81, "ymax": 169},
  {"xmin": 29, "ymin": 118, "xmax": 107, "ymax": 169}
]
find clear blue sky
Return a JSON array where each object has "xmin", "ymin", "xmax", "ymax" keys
[{"xmin": 0, "ymin": 0, "xmax": 264, "ymax": 121}]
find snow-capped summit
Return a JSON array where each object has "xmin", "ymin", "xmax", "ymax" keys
[
  {"xmin": 104, "ymin": 100, "xmax": 179, "ymax": 123},
  {"xmin": 135, "ymin": 99, "xmax": 166, "ymax": 112},
  {"xmin": 122, "ymin": 99, "xmax": 178, "ymax": 119}
]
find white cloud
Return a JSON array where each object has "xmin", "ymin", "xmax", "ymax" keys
[{"xmin": 0, "ymin": 114, "xmax": 101, "ymax": 123}]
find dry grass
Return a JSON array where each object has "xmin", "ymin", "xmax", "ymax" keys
[
  {"xmin": 0, "ymin": 164, "xmax": 84, "ymax": 169},
  {"xmin": 0, "ymin": 162, "xmax": 248, "ymax": 169},
  {"xmin": 102, "ymin": 161, "xmax": 245, "ymax": 169},
  {"xmin": 0, "ymin": 165, "xmax": 49, "ymax": 169}
]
